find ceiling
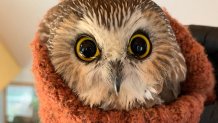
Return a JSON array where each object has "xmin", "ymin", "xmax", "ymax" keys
[
  {"xmin": 0, "ymin": 0, "xmax": 58, "ymax": 67},
  {"xmin": 0, "ymin": 0, "xmax": 217, "ymax": 79}
]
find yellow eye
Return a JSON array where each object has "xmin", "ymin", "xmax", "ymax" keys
[
  {"xmin": 75, "ymin": 36, "xmax": 100, "ymax": 62},
  {"xmin": 128, "ymin": 33, "xmax": 152, "ymax": 59}
]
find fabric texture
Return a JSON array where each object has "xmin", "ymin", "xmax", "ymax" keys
[
  {"xmin": 32, "ymin": 12, "xmax": 216, "ymax": 123},
  {"xmin": 189, "ymin": 25, "xmax": 218, "ymax": 98}
]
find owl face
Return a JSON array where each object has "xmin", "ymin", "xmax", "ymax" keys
[{"xmin": 40, "ymin": 0, "xmax": 187, "ymax": 110}]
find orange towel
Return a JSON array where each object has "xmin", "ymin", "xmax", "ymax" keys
[{"xmin": 32, "ymin": 12, "xmax": 215, "ymax": 123}]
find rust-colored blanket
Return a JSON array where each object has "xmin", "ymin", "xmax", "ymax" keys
[{"xmin": 32, "ymin": 13, "xmax": 215, "ymax": 123}]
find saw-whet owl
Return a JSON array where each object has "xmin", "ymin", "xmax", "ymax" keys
[{"xmin": 39, "ymin": 0, "xmax": 187, "ymax": 110}]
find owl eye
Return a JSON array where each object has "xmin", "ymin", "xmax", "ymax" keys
[
  {"xmin": 75, "ymin": 36, "xmax": 100, "ymax": 62},
  {"xmin": 128, "ymin": 33, "xmax": 152, "ymax": 59}
]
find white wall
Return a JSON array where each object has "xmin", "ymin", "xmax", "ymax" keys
[
  {"xmin": 15, "ymin": 62, "xmax": 34, "ymax": 83},
  {"xmin": 153, "ymin": 0, "xmax": 218, "ymax": 26}
]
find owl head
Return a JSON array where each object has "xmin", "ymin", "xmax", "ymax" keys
[{"xmin": 39, "ymin": 0, "xmax": 187, "ymax": 110}]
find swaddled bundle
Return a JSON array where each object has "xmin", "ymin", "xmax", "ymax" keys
[{"xmin": 32, "ymin": 0, "xmax": 215, "ymax": 122}]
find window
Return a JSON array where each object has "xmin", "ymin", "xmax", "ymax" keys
[{"xmin": 4, "ymin": 83, "xmax": 39, "ymax": 123}]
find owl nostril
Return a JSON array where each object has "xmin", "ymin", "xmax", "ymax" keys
[
  {"xmin": 105, "ymin": 49, "xmax": 124, "ymax": 61},
  {"xmin": 105, "ymin": 53, "xmax": 112, "ymax": 58}
]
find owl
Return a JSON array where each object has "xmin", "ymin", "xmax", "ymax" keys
[{"xmin": 38, "ymin": 0, "xmax": 187, "ymax": 110}]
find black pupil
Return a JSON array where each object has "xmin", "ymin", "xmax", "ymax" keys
[
  {"xmin": 80, "ymin": 40, "xmax": 97, "ymax": 58},
  {"xmin": 130, "ymin": 37, "xmax": 147, "ymax": 56}
]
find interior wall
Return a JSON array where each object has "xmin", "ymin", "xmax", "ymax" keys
[
  {"xmin": 0, "ymin": 0, "xmax": 59, "ymax": 67},
  {"xmin": 0, "ymin": 0, "xmax": 59, "ymax": 85},
  {"xmin": 153, "ymin": 0, "xmax": 218, "ymax": 26},
  {"xmin": 0, "ymin": 42, "xmax": 21, "ymax": 90},
  {"xmin": 15, "ymin": 62, "xmax": 34, "ymax": 83}
]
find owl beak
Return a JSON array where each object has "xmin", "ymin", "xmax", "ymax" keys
[
  {"xmin": 114, "ymin": 78, "xmax": 121, "ymax": 96},
  {"xmin": 109, "ymin": 60, "xmax": 123, "ymax": 96}
]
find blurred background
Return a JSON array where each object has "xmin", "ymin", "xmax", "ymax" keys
[{"xmin": 0, "ymin": 0, "xmax": 217, "ymax": 123}]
